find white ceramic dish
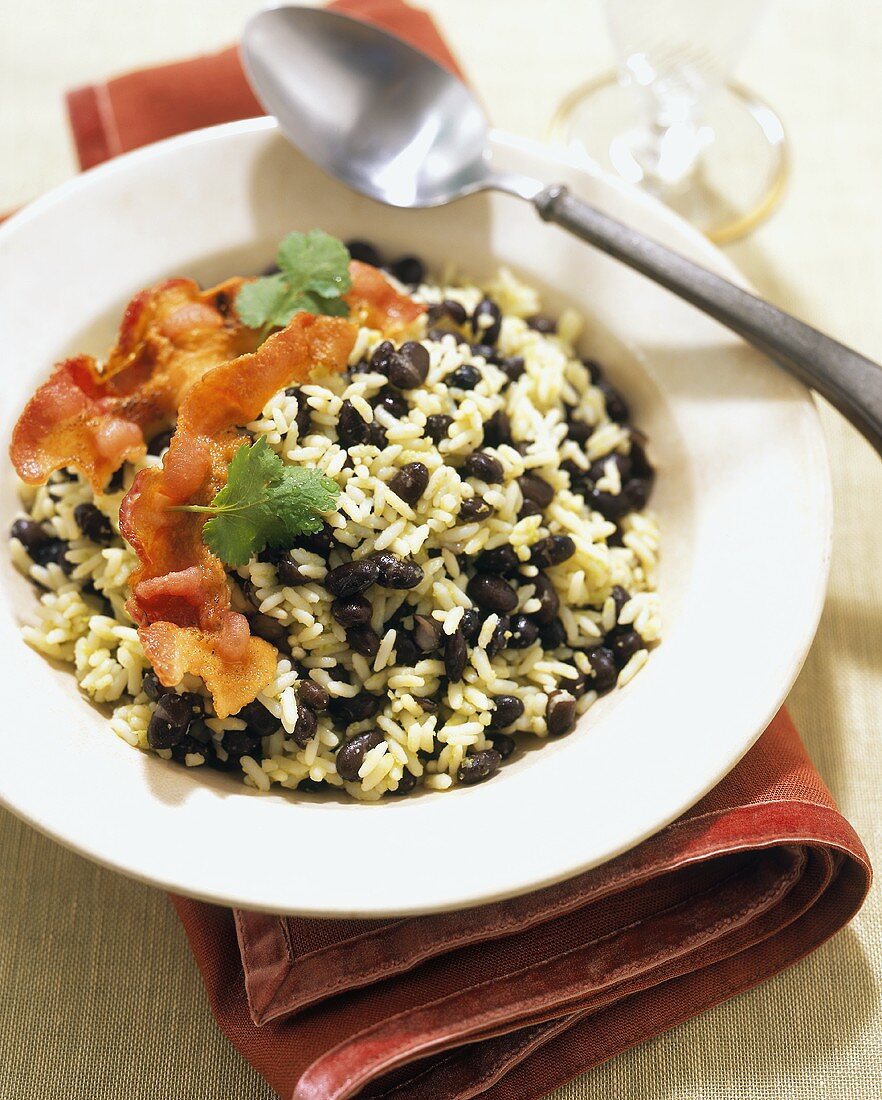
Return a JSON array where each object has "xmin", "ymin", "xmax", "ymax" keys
[{"xmin": 0, "ymin": 119, "xmax": 830, "ymax": 917}]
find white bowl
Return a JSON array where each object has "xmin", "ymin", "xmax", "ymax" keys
[{"xmin": 0, "ymin": 119, "xmax": 830, "ymax": 917}]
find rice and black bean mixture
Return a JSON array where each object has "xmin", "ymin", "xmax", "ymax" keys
[{"xmin": 10, "ymin": 245, "xmax": 660, "ymax": 800}]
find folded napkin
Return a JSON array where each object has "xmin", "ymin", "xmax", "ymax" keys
[{"xmin": 65, "ymin": 4, "xmax": 871, "ymax": 1098}]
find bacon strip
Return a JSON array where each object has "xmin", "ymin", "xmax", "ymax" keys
[
  {"xmin": 10, "ymin": 278, "xmax": 260, "ymax": 492},
  {"xmin": 345, "ymin": 260, "xmax": 426, "ymax": 334},
  {"xmin": 119, "ymin": 314, "xmax": 357, "ymax": 716}
]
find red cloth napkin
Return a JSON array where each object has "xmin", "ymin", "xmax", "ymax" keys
[{"xmin": 65, "ymin": 4, "xmax": 871, "ymax": 1098}]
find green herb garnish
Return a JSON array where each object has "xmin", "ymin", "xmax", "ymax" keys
[
  {"xmin": 176, "ymin": 438, "xmax": 340, "ymax": 567},
  {"xmin": 236, "ymin": 229, "xmax": 352, "ymax": 331}
]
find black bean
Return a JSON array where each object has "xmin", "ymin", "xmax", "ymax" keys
[
  {"xmin": 370, "ymin": 340, "xmax": 397, "ymax": 375},
  {"xmin": 587, "ymin": 452, "xmax": 632, "ymax": 485},
  {"xmin": 424, "ymin": 413, "xmax": 453, "ymax": 442},
  {"xmin": 413, "ymin": 614, "xmax": 442, "ymax": 652},
  {"xmin": 517, "ymin": 474, "xmax": 554, "ymax": 509},
  {"xmin": 489, "ymin": 733, "xmax": 516, "ymax": 760},
  {"xmin": 141, "ymin": 670, "xmax": 164, "ymax": 702},
  {"xmin": 463, "ymin": 451, "xmax": 503, "ymax": 484},
  {"xmin": 331, "ymin": 594, "xmax": 372, "ymax": 627},
  {"xmin": 447, "ymin": 363, "xmax": 481, "ymax": 390},
  {"xmin": 442, "ymin": 628, "xmax": 468, "ymax": 682},
  {"xmin": 584, "ymin": 646, "xmax": 618, "ymax": 694},
  {"xmin": 250, "ymin": 613, "xmax": 288, "ymax": 646},
  {"xmin": 147, "ymin": 693, "xmax": 194, "ymax": 750},
  {"xmin": 394, "ymin": 632, "xmax": 421, "ymax": 667},
  {"xmin": 222, "ymin": 728, "xmax": 262, "ymax": 757},
  {"xmin": 460, "ymin": 608, "xmax": 482, "ymax": 643},
  {"xmin": 457, "ymin": 748, "xmax": 501, "ymax": 785},
  {"xmin": 388, "ymin": 461, "xmax": 429, "ymax": 505},
  {"xmin": 401, "ymin": 341, "xmax": 430, "ymax": 382},
  {"xmin": 376, "ymin": 391, "xmax": 409, "ymax": 418},
  {"xmin": 585, "ymin": 486, "xmax": 631, "ymax": 521},
  {"xmin": 530, "ymin": 535, "xmax": 576, "ymax": 568},
  {"xmin": 391, "ymin": 255, "xmax": 425, "ymax": 286},
  {"xmin": 239, "ymin": 700, "xmax": 279, "ymax": 737},
  {"xmin": 476, "ymin": 545, "xmax": 519, "ymax": 575},
  {"xmin": 598, "ymin": 380, "xmax": 630, "ymax": 423},
  {"xmin": 526, "ymin": 314, "xmax": 557, "ymax": 333},
  {"xmin": 374, "ymin": 554, "xmax": 423, "ymax": 590},
  {"xmin": 297, "ymin": 776, "xmax": 325, "ymax": 793},
  {"xmin": 336, "ymin": 730, "xmax": 386, "ymax": 782},
  {"xmin": 609, "ymin": 629, "xmax": 645, "ymax": 669},
  {"xmin": 10, "ymin": 518, "xmax": 50, "ymax": 556},
  {"xmin": 566, "ymin": 418, "xmax": 592, "ymax": 445},
  {"xmin": 277, "ymin": 557, "xmax": 311, "ymax": 586},
  {"xmin": 611, "ymin": 585, "xmax": 630, "ymax": 619},
  {"xmin": 368, "ymin": 421, "xmax": 388, "ymax": 449},
  {"xmin": 499, "ymin": 356, "xmax": 525, "ymax": 384},
  {"xmin": 291, "ymin": 523, "xmax": 334, "ymax": 555},
  {"xmin": 518, "ymin": 499, "xmax": 544, "ymax": 520},
  {"xmin": 507, "ymin": 614, "xmax": 539, "ymax": 649},
  {"xmin": 482, "ymin": 409, "xmax": 511, "ymax": 448},
  {"xmin": 337, "ymin": 399, "xmax": 370, "ymax": 447},
  {"xmin": 629, "ymin": 432, "xmax": 654, "ymax": 478},
  {"xmin": 485, "ymin": 614, "xmax": 510, "ymax": 657},
  {"xmin": 539, "ymin": 618, "xmax": 566, "ymax": 649},
  {"xmin": 531, "ymin": 573, "xmax": 560, "ymax": 625},
  {"xmin": 561, "ymin": 669, "xmax": 590, "ymax": 698},
  {"xmin": 347, "ymin": 360, "xmax": 372, "ymax": 376},
  {"xmin": 458, "ymin": 497, "xmax": 492, "ymax": 522},
  {"xmin": 179, "ymin": 692, "xmax": 206, "ymax": 719},
  {"xmin": 387, "ymin": 351, "xmax": 423, "ymax": 391},
  {"xmin": 325, "ymin": 558, "xmax": 380, "ymax": 597},
  {"xmin": 347, "ymin": 624, "xmax": 381, "ymax": 660},
  {"xmin": 329, "ymin": 692, "xmax": 381, "ymax": 726},
  {"xmin": 31, "ymin": 537, "xmax": 72, "ymax": 572},
  {"xmin": 466, "ymin": 573, "xmax": 518, "ymax": 614},
  {"xmin": 290, "ymin": 705, "xmax": 318, "ymax": 748},
  {"xmin": 470, "ymin": 298, "xmax": 502, "ymax": 345},
  {"xmin": 346, "ymin": 239, "xmax": 382, "ymax": 267},
  {"xmin": 427, "ymin": 299, "xmax": 467, "ymax": 326},
  {"xmin": 390, "ymin": 768, "xmax": 418, "ymax": 795},
  {"xmin": 147, "ymin": 427, "xmax": 175, "ymax": 456},
  {"xmin": 299, "ymin": 680, "xmax": 329, "ymax": 712},
  {"xmin": 622, "ymin": 477, "xmax": 652, "ymax": 511},
  {"xmin": 490, "ymin": 694, "xmax": 524, "ymax": 729},
  {"xmin": 546, "ymin": 689, "xmax": 578, "ymax": 737},
  {"xmin": 582, "ymin": 357, "xmax": 604, "ymax": 383},
  {"xmin": 470, "ymin": 342, "xmax": 498, "ymax": 361}
]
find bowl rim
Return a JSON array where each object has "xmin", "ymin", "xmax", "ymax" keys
[{"xmin": 0, "ymin": 117, "xmax": 832, "ymax": 916}]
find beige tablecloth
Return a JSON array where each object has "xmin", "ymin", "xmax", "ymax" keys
[{"xmin": 1, "ymin": 1, "xmax": 880, "ymax": 1096}]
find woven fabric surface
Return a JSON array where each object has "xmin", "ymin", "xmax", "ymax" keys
[{"xmin": 1, "ymin": 1, "xmax": 880, "ymax": 1097}]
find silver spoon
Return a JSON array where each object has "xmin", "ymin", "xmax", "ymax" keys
[{"xmin": 242, "ymin": 4, "xmax": 882, "ymax": 455}]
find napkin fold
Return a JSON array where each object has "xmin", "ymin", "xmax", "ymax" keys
[{"xmin": 64, "ymin": 4, "xmax": 871, "ymax": 1098}]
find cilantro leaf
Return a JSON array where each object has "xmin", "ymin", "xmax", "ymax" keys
[
  {"xmin": 175, "ymin": 437, "xmax": 340, "ymax": 567},
  {"xmin": 236, "ymin": 229, "xmax": 352, "ymax": 333}
]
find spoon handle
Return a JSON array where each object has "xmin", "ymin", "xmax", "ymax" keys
[{"xmin": 534, "ymin": 184, "xmax": 882, "ymax": 455}]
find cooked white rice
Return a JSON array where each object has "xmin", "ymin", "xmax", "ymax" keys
[{"xmin": 11, "ymin": 267, "xmax": 660, "ymax": 801}]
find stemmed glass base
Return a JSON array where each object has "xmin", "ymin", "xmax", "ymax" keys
[{"xmin": 549, "ymin": 73, "xmax": 788, "ymax": 244}]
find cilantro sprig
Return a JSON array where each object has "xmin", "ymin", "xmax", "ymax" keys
[
  {"xmin": 176, "ymin": 438, "xmax": 340, "ymax": 567},
  {"xmin": 236, "ymin": 230, "xmax": 352, "ymax": 332}
]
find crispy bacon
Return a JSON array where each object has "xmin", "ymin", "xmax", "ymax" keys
[
  {"xmin": 119, "ymin": 314, "xmax": 357, "ymax": 716},
  {"xmin": 13, "ymin": 255, "xmax": 423, "ymax": 717},
  {"xmin": 140, "ymin": 619, "xmax": 278, "ymax": 721},
  {"xmin": 345, "ymin": 260, "xmax": 426, "ymax": 333},
  {"xmin": 10, "ymin": 278, "xmax": 260, "ymax": 491}
]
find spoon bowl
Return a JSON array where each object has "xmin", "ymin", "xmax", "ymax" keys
[{"xmin": 243, "ymin": 6, "xmax": 496, "ymax": 207}]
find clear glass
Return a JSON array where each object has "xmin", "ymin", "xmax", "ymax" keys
[{"xmin": 549, "ymin": 0, "xmax": 787, "ymax": 242}]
